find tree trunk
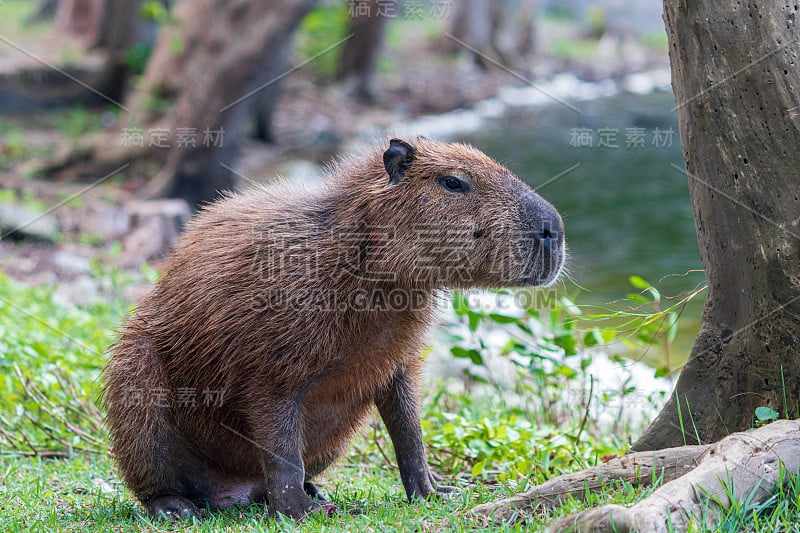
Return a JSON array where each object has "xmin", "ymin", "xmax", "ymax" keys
[
  {"xmin": 94, "ymin": 0, "xmax": 143, "ymax": 101},
  {"xmin": 44, "ymin": 0, "xmax": 319, "ymax": 208},
  {"xmin": 26, "ymin": 0, "xmax": 60, "ymax": 25},
  {"xmin": 632, "ymin": 0, "xmax": 800, "ymax": 451},
  {"xmin": 56, "ymin": 0, "xmax": 105, "ymax": 44},
  {"xmin": 445, "ymin": 0, "xmax": 494, "ymax": 67},
  {"xmin": 252, "ymin": 34, "xmax": 293, "ymax": 143},
  {"xmin": 136, "ymin": 0, "xmax": 319, "ymax": 206},
  {"xmin": 336, "ymin": 0, "xmax": 390, "ymax": 101},
  {"xmin": 445, "ymin": 0, "xmax": 537, "ymax": 67},
  {"xmin": 4, "ymin": 0, "xmax": 141, "ymax": 111},
  {"xmin": 514, "ymin": 0, "xmax": 537, "ymax": 56}
]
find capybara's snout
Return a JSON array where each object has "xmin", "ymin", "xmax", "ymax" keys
[{"xmin": 515, "ymin": 188, "xmax": 566, "ymax": 287}]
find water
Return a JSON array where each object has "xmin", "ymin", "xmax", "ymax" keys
[{"xmin": 458, "ymin": 90, "xmax": 706, "ymax": 367}]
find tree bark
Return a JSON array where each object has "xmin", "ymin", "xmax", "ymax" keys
[
  {"xmin": 546, "ymin": 420, "xmax": 800, "ymax": 533},
  {"xmin": 444, "ymin": 0, "xmax": 537, "ymax": 67},
  {"xmin": 514, "ymin": 0, "xmax": 537, "ymax": 56},
  {"xmin": 26, "ymin": 0, "xmax": 60, "ymax": 25},
  {"xmin": 336, "ymin": 0, "xmax": 390, "ymax": 101},
  {"xmin": 56, "ymin": 0, "xmax": 105, "ymax": 44},
  {"xmin": 252, "ymin": 37, "xmax": 293, "ymax": 143},
  {"xmin": 632, "ymin": 0, "xmax": 800, "ymax": 451},
  {"xmin": 445, "ymin": 0, "xmax": 495, "ymax": 67}
]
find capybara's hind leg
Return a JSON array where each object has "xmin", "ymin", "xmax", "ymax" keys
[{"xmin": 103, "ymin": 335, "xmax": 212, "ymax": 520}]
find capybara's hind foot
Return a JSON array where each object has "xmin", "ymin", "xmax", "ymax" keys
[
  {"xmin": 146, "ymin": 495, "xmax": 201, "ymax": 521},
  {"xmin": 303, "ymin": 481, "xmax": 328, "ymax": 501}
]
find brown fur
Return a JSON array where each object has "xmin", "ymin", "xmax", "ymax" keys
[{"xmin": 103, "ymin": 137, "xmax": 564, "ymax": 520}]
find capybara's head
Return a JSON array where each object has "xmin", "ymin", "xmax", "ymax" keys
[{"xmin": 337, "ymin": 137, "xmax": 565, "ymax": 290}]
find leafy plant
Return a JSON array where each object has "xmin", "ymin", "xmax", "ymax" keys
[
  {"xmin": 49, "ymin": 107, "xmax": 104, "ymax": 140},
  {"xmin": 0, "ymin": 126, "xmax": 27, "ymax": 168},
  {"xmin": 294, "ymin": 4, "xmax": 350, "ymax": 77},
  {"xmin": 0, "ymin": 271, "xmax": 130, "ymax": 455}
]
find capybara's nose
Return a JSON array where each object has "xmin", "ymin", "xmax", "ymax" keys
[{"xmin": 533, "ymin": 211, "xmax": 563, "ymax": 253}]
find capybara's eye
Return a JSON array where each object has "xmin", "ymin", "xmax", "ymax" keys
[{"xmin": 437, "ymin": 175, "xmax": 468, "ymax": 194}]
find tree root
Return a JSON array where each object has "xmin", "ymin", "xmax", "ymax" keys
[
  {"xmin": 470, "ymin": 445, "xmax": 709, "ymax": 523},
  {"xmin": 20, "ymin": 132, "xmax": 158, "ymax": 182},
  {"xmin": 470, "ymin": 420, "xmax": 800, "ymax": 532}
]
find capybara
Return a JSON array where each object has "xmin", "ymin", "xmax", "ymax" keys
[{"xmin": 103, "ymin": 137, "xmax": 565, "ymax": 520}]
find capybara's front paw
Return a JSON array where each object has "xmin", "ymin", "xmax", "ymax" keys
[{"xmin": 146, "ymin": 495, "xmax": 202, "ymax": 521}]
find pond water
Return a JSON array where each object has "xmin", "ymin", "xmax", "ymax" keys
[{"xmin": 457, "ymin": 90, "xmax": 706, "ymax": 368}]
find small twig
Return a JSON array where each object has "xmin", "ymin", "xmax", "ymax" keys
[
  {"xmin": 372, "ymin": 424, "xmax": 398, "ymax": 469},
  {"xmin": 573, "ymin": 375, "xmax": 593, "ymax": 445},
  {"xmin": 0, "ymin": 420, "xmax": 26, "ymax": 448},
  {"xmin": 53, "ymin": 368, "xmax": 105, "ymax": 428},
  {"xmin": 0, "ymin": 449, "xmax": 71, "ymax": 459},
  {"xmin": 11, "ymin": 363, "xmax": 105, "ymax": 452},
  {"xmin": 21, "ymin": 411, "xmax": 103, "ymax": 454}
]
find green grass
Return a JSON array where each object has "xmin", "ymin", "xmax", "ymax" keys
[
  {"xmin": 4, "ymin": 451, "xmax": 800, "ymax": 532},
  {"xmin": 1, "ymin": 269, "xmax": 799, "ymax": 531},
  {"xmin": 48, "ymin": 108, "xmax": 106, "ymax": 140},
  {"xmin": 550, "ymin": 37, "xmax": 599, "ymax": 61},
  {"xmin": 1, "ymin": 441, "xmax": 571, "ymax": 533},
  {"xmin": 641, "ymin": 30, "xmax": 669, "ymax": 53},
  {"xmin": 0, "ymin": 0, "xmax": 49, "ymax": 40}
]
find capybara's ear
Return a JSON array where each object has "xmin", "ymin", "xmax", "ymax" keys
[{"xmin": 383, "ymin": 138, "xmax": 416, "ymax": 186}]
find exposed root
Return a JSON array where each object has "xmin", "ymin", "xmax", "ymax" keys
[{"xmin": 469, "ymin": 420, "xmax": 800, "ymax": 533}]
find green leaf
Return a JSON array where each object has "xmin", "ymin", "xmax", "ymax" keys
[
  {"xmin": 666, "ymin": 312, "xmax": 679, "ymax": 344},
  {"xmin": 553, "ymin": 334, "xmax": 578, "ymax": 356},
  {"xmin": 467, "ymin": 312, "xmax": 481, "ymax": 332},
  {"xmin": 601, "ymin": 329, "xmax": 617, "ymax": 343},
  {"xmin": 169, "ymin": 36, "xmax": 184, "ymax": 54},
  {"xmin": 626, "ymin": 293, "xmax": 650, "ymax": 304},
  {"xmin": 629, "ymin": 275, "xmax": 660, "ymax": 302},
  {"xmin": 654, "ymin": 366, "xmax": 670, "ymax": 378},
  {"xmin": 755, "ymin": 406, "xmax": 779, "ymax": 422},
  {"xmin": 452, "ymin": 292, "xmax": 469, "ymax": 315},
  {"xmin": 471, "ymin": 460, "xmax": 485, "ymax": 477},
  {"xmin": 648, "ymin": 286, "xmax": 661, "ymax": 303},
  {"xmin": 450, "ymin": 347, "xmax": 484, "ymax": 366},
  {"xmin": 489, "ymin": 313, "xmax": 519, "ymax": 324},
  {"xmin": 557, "ymin": 365, "xmax": 578, "ymax": 379},
  {"xmin": 560, "ymin": 296, "xmax": 581, "ymax": 316},
  {"xmin": 140, "ymin": 0, "xmax": 167, "ymax": 21},
  {"xmin": 583, "ymin": 330, "xmax": 600, "ymax": 347}
]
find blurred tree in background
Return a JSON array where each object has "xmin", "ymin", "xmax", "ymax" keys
[
  {"xmin": 39, "ymin": 0, "xmax": 320, "ymax": 207},
  {"xmin": 19, "ymin": 0, "xmax": 543, "ymax": 208}
]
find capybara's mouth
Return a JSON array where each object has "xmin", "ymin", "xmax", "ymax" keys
[{"xmin": 515, "ymin": 236, "xmax": 566, "ymax": 287}]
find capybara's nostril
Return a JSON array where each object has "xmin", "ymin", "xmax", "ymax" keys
[{"xmin": 534, "ymin": 227, "xmax": 557, "ymax": 252}]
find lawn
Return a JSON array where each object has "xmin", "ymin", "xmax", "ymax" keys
[{"xmin": 1, "ymin": 269, "xmax": 799, "ymax": 532}]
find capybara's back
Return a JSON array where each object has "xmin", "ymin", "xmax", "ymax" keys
[{"xmin": 104, "ymin": 137, "xmax": 565, "ymax": 520}]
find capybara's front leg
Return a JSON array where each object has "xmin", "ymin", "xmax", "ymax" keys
[
  {"xmin": 251, "ymin": 395, "xmax": 325, "ymax": 520},
  {"xmin": 375, "ymin": 361, "xmax": 457, "ymax": 500}
]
